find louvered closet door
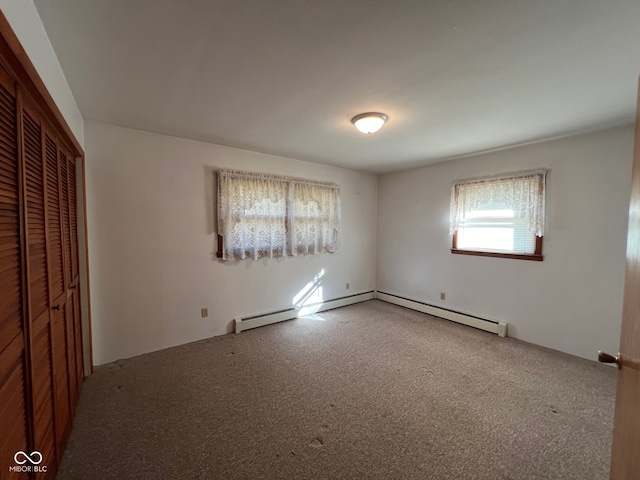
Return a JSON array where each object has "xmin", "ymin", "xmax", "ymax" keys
[
  {"xmin": 66, "ymin": 155, "xmax": 82, "ymax": 391},
  {"xmin": 22, "ymin": 96, "xmax": 57, "ymax": 477},
  {"xmin": 59, "ymin": 148, "xmax": 78, "ymax": 410},
  {"xmin": 0, "ymin": 34, "xmax": 85, "ymax": 479},
  {"xmin": 0, "ymin": 67, "xmax": 29, "ymax": 479},
  {"xmin": 45, "ymin": 134, "xmax": 72, "ymax": 455}
]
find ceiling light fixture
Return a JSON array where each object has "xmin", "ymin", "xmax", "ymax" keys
[{"xmin": 351, "ymin": 112, "xmax": 388, "ymax": 134}]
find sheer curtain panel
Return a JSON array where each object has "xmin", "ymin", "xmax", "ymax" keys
[
  {"xmin": 449, "ymin": 170, "xmax": 547, "ymax": 238},
  {"xmin": 217, "ymin": 170, "xmax": 341, "ymax": 260},
  {"xmin": 290, "ymin": 181, "xmax": 341, "ymax": 256},
  {"xmin": 218, "ymin": 170, "xmax": 288, "ymax": 260}
]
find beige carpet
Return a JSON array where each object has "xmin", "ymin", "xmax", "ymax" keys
[{"xmin": 57, "ymin": 300, "xmax": 617, "ymax": 480}]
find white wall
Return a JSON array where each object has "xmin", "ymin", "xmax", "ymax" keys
[
  {"xmin": 87, "ymin": 121, "xmax": 633, "ymax": 365},
  {"xmin": 85, "ymin": 121, "xmax": 377, "ymax": 365},
  {"xmin": 0, "ymin": 0, "xmax": 84, "ymax": 146},
  {"xmin": 4, "ymin": 0, "xmax": 634, "ymax": 368},
  {"xmin": 377, "ymin": 125, "xmax": 634, "ymax": 360}
]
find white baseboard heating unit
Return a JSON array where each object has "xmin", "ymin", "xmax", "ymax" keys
[
  {"xmin": 375, "ymin": 291, "xmax": 508, "ymax": 337},
  {"xmin": 234, "ymin": 291, "xmax": 375, "ymax": 333}
]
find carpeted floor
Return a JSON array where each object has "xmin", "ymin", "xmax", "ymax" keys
[{"xmin": 56, "ymin": 300, "xmax": 617, "ymax": 480}]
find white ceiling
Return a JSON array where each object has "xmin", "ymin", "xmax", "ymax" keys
[{"xmin": 34, "ymin": 0, "xmax": 640, "ymax": 173}]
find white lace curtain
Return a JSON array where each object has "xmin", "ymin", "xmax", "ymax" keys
[
  {"xmin": 217, "ymin": 170, "xmax": 341, "ymax": 260},
  {"xmin": 449, "ymin": 169, "xmax": 547, "ymax": 236},
  {"xmin": 290, "ymin": 181, "xmax": 341, "ymax": 256}
]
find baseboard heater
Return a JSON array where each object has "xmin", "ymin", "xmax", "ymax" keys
[
  {"xmin": 375, "ymin": 291, "xmax": 508, "ymax": 337},
  {"xmin": 234, "ymin": 291, "xmax": 375, "ymax": 333}
]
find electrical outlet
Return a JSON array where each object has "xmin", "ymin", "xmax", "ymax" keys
[
  {"xmin": 346, "ymin": 283, "xmax": 350, "ymax": 290},
  {"xmin": 201, "ymin": 307, "xmax": 208, "ymax": 318},
  {"xmin": 440, "ymin": 292, "xmax": 446, "ymax": 301}
]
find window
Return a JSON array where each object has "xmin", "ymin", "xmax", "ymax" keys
[
  {"xmin": 217, "ymin": 170, "xmax": 341, "ymax": 260},
  {"xmin": 449, "ymin": 170, "xmax": 546, "ymax": 261}
]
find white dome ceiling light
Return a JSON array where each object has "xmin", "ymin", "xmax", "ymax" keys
[{"xmin": 351, "ymin": 112, "xmax": 388, "ymax": 134}]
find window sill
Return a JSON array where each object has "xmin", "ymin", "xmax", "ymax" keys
[{"xmin": 451, "ymin": 248, "xmax": 543, "ymax": 262}]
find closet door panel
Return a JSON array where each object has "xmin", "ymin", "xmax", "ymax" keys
[
  {"xmin": 0, "ymin": 66, "xmax": 29, "ymax": 479},
  {"xmin": 31, "ymin": 311, "xmax": 57, "ymax": 478},
  {"xmin": 0, "ymin": 67, "xmax": 21, "ymax": 355},
  {"xmin": 0, "ymin": 336, "xmax": 29, "ymax": 480},
  {"xmin": 64, "ymin": 298, "xmax": 77, "ymax": 410},
  {"xmin": 59, "ymin": 149, "xmax": 71, "ymax": 287},
  {"xmin": 59, "ymin": 147, "xmax": 80, "ymax": 407},
  {"xmin": 67, "ymin": 154, "xmax": 82, "ymax": 389},
  {"xmin": 67, "ymin": 157, "xmax": 78, "ymax": 282},
  {"xmin": 21, "ymin": 97, "xmax": 58, "ymax": 477},
  {"xmin": 69, "ymin": 289, "xmax": 82, "ymax": 397},
  {"xmin": 45, "ymin": 131, "xmax": 63, "ymax": 302},
  {"xmin": 51, "ymin": 302, "xmax": 71, "ymax": 452},
  {"xmin": 22, "ymin": 102, "xmax": 48, "ymax": 317}
]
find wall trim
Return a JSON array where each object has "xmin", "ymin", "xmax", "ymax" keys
[
  {"xmin": 375, "ymin": 291, "xmax": 508, "ymax": 337},
  {"xmin": 234, "ymin": 291, "xmax": 375, "ymax": 333}
]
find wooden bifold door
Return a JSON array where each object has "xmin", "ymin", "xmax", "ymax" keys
[{"xmin": 0, "ymin": 60, "xmax": 83, "ymax": 479}]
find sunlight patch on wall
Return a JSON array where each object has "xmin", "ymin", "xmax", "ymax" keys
[{"xmin": 293, "ymin": 269, "xmax": 325, "ymax": 319}]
